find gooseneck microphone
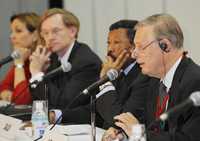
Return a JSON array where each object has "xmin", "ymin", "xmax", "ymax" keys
[
  {"xmin": 159, "ymin": 91, "xmax": 200, "ymax": 121},
  {"xmin": 46, "ymin": 69, "xmax": 119, "ymax": 136},
  {"xmin": 30, "ymin": 62, "xmax": 72, "ymax": 86},
  {"xmin": 0, "ymin": 51, "xmax": 20, "ymax": 66},
  {"xmin": 43, "ymin": 61, "xmax": 72, "ymax": 80},
  {"xmin": 81, "ymin": 69, "xmax": 119, "ymax": 95},
  {"xmin": 147, "ymin": 91, "xmax": 200, "ymax": 130}
]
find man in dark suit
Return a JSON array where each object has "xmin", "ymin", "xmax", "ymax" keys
[
  {"xmin": 102, "ymin": 14, "xmax": 200, "ymax": 141},
  {"xmin": 29, "ymin": 8, "xmax": 101, "ymax": 124},
  {"xmin": 96, "ymin": 20, "xmax": 149, "ymax": 129}
]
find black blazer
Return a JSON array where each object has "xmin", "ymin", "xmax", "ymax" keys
[
  {"xmin": 146, "ymin": 57, "xmax": 200, "ymax": 141},
  {"xmin": 31, "ymin": 41, "xmax": 102, "ymax": 123},
  {"xmin": 96, "ymin": 63, "xmax": 150, "ymax": 129}
]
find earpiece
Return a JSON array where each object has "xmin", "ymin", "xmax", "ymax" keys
[{"xmin": 159, "ymin": 42, "xmax": 168, "ymax": 52}]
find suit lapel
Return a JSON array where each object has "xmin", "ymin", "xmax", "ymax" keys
[
  {"xmin": 147, "ymin": 78, "xmax": 160, "ymax": 123},
  {"xmin": 168, "ymin": 57, "xmax": 189, "ymax": 110},
  {"xmin": 117, "ymin": 64, "xmax": 141, "ymax": 102},
  {"xmin": 68, "ymin": 41, "xmax": 78, "ymax": 64}
]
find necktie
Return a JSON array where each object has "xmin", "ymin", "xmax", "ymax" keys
[
  {"xmin": 155, "ymin": 82, "xmax": 169, "ymax": 131},
  {"xmin": 159, "ymin": 82, "xmax": 168, "ymax": 106},
  {"xmin": 155, "ymin": 82, "xmax": 169, "ymax": 118}
]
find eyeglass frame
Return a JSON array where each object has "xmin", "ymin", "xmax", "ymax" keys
[
  {"xmin": 134, "ymin": 39, "xmax": 159, "ymax": 52},
  {"xmin": 40, "ymin": 27, "xmax": 65, "ymax": 38}
]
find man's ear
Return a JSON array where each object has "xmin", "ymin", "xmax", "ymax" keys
[{"xmin": 69, "ymin": 26, "xmax": 78, "ymax": 38}]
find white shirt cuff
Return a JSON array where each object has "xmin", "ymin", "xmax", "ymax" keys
[
  {"xmin": 50, "ymin": 109, "xmax": 62, "ymax": 123},
  {"xmin": 29, "ymin": 72, "xmax": 44, "ymax": 88}
]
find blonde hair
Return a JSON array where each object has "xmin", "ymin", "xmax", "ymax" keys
[
  {"xmin": 135, "ymin": 13, "xmax": 184, "ymax": 48},
  {"xmin": 39, "ymin": 8, "xmax": 80, "ymax": 39}
]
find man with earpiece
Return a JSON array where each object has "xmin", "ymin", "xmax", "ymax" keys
[{"xmin": 102, "ymin": 13, "xmax": 200, "ymax": 141}]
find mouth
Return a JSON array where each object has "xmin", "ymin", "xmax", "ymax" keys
[
  {"xmin": 49, "ymin": 43, "xmax": 57, "ymax": 46},
  {"xmin": 47, "ymin": 42, "xmax": 58, "ymax": 48}
]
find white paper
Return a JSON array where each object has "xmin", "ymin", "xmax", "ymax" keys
[
  {"xmin": 43, "ymin": 124, "xmax": 105, "ymax": 141},
  {"xmin": 0, "ymin": 114, "xmax": 22, "ymax": 140}
]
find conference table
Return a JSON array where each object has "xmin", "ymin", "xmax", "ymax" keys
[
  {"xmin": 17, "ymin": 124, "xmax": 105, "ymax": 141},
  {"xmin": 0, "ymin": 101, "xmax": 105, "ymax": 141},
  {"xmin": 0, "ymin": 108, "xmax": 105, "ymax": 141},
  {"xmin": 0, "ymin": 117, "xmax": 105, "ymax": 141}
]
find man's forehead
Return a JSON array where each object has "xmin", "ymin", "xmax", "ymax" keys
[
  {"xmin": 108, "ymin": 28, "xmax": 129, "ymax": 39},
  {"xmin": 134, "ymin": 26, "xmax": 154, "ymax": 42},
  {"xmin": 41, "ymin": 14, "xmax": 64, "ymax": 29}
]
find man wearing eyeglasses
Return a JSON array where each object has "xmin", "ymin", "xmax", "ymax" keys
[
  {"xmin": 29, "ymin": 8, "xmax": 102, "ymax": 124},
  {"xmin": 102, "ymin": 13, "xmax": 200, "ymax": 141}
]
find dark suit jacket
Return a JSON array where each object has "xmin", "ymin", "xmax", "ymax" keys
[
  {"xmin": 146, "ymin": 57, "xmax": 200, "ymax": 141},
  {"xmin": 96, "ymin": 63, "xmax": 150, "ymax": 129},
  {"xmin": 31, "ymin": 41, "xmax": 102, "ymax": 124}
]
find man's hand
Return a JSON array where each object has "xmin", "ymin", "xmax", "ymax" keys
[
  {"xmin": 100, "ymin": 50, "xmax": 130, "ymax": 78},
  {"xmin": 29, "ymin": 45, "xmax": 51, "ymax": 76},
  {"xmin": 114, "ymin": 112, "xmax": 139, "ymax": 137},
  {"xmin": 49, "ymin": 111, "xmax": 56, "ymax": 124},
  {"xmin": 102, "ymin": 127, "xmax": 124, "ymax": 141}
]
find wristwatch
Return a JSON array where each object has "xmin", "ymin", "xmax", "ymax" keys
[{"xmin": 15, "ymin": 64, "xmax": 24, "ymax": 68}]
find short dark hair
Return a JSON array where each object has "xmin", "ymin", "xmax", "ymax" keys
[{"xmin": 109, "ymin": 20, "xmax": 138, "ymax": 44}]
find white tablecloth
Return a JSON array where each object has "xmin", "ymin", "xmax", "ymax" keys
[{"xmin": 15, "ymin": 124, "xmax": 105, "ymax": 141}]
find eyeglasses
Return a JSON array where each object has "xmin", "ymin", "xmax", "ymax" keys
[
  {"xmin": 134, "ymin": 40, "xmax": 158, "ymax": 52},
  {"xmin": 40, "ymin": 28, "xmax": 64, "ymax": 38}
]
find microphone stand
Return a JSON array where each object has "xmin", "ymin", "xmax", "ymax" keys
[
  {"xmin": 90, "ymin": 95, "xmax": 96, "ymax": 141},
  {"xmin": 44, "ymin": 82, "xmax": 49, "ymax": 113}
]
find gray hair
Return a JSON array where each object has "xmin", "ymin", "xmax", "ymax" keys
[{"xmin": 135, "ymin": 13, "xmax": 184, "ymax": 48}]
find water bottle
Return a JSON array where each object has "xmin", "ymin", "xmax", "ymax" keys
[
  {"xmin": 31, "ymin": 100, "xmax": 49, "ymax": 139},
  {"xmin": 129, "ymin": 124, "xmax": 146, "ymax": 141}
]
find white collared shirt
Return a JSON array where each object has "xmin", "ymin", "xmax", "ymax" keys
[
  {"xmin": 59, "ymin": 41, "xmax": 74, "ymax": 64},
  {"xmin": 161, "ymin": 56, "xmax": 182, "ymax": 111},
  {"xmin": 161, "ymin": 56, "xmax": 182, "ymax": 92}
]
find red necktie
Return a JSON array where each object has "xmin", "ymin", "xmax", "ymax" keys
[{"xmin": 155, "ymin": 82, "xmax": 169, "ymax": 118}]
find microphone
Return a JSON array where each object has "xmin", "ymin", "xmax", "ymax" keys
[
  {"xmin": 0, "ymin": 51, "xmax": 20, "ymax": 66},
  {"xmin": 81, "ymin": 69, "xmax": 119, "ymax": 95},
  {"xmin": 30, "ymin": 62, "xmax": 72, "ymax": 86},
  {"xmin": 43, "ymin": 62, "xmax": 72, "ymax": 80},
  {"xmin": 160, "ymin": 91, "xmax": 200, "ymax": 121},
  {"xmin": 33, "ymin": 69, "xmax": 118, "ymax": 141}
]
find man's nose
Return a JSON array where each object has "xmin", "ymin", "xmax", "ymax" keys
[
  {"xmin": 10, "ymin": 33, "xmax": 15, "ymax": 41},
  {"xmin": 132, "ymin": 48, "xmax": 139, "ymax": 59}
]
